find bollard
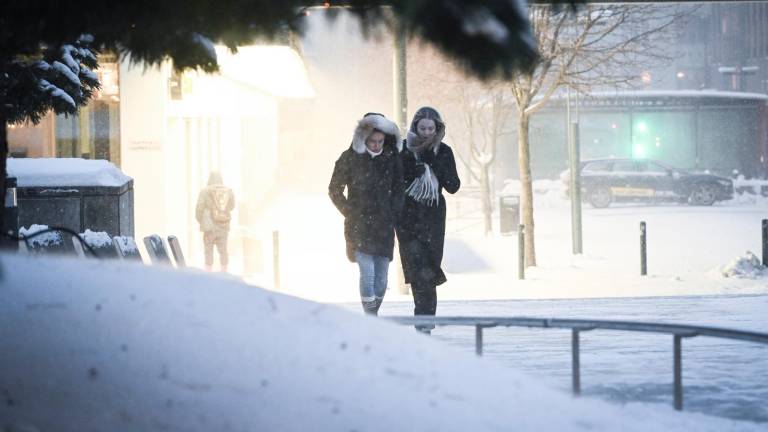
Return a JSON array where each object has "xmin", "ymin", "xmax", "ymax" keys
[
  {"xmin": 640, "ymin": 221, "xmax": 647, "ymax": 276},
  {"xmin": 572, "ymin": 329, "xmax": 581, "ymax": 396},
  {"xmin": 673, "ymin": 335, "xmax": 683, "ymax": 411},
  {"xmin": 518, "ymin": 224, "xmax": 525, "ymax": 280},
  {"xmin": 273, "ymin": 230, "xmax": 280, "ymax": 290},
  {"xmin": 762, "ymin": 219, "xmax": 768, "ymax": 267}
]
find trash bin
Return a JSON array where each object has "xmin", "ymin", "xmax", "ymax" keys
[
  {"xmin": 9, "ymin": 159, "xmax": 134, "ymax": 238},
  {"xmin": 499, "ymin": 195, "xmax": 520, "ymax": 235}
]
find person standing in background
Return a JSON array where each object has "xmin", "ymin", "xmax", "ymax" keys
[{"xmin": 196, "ymin": 172, "xmax": 235, "ymax": 272}]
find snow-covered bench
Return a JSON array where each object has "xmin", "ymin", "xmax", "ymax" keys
[
  {"xmin": 141, "ymin": 234, "xmax": 186, "ymax": 267},
  {"xmin": 18, "ymin": 225, "xmax": 74, "ymax": 256},
  {"xmin": 71, "ymin": 229, "xmax": 119, "ymax": 259},
  {"xmin": 112, "ymin": 236, "xmax": 143, "ymax": 261}
]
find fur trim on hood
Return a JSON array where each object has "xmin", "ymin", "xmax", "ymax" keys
[
  {"xmin": 351, "ymin": 114, "xmax": 402, "ymax": 154},
  {"xmin": 406, "ymin": 106, "xmax": 446, "ymax": 155}
]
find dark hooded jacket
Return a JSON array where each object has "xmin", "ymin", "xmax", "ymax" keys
[
  {"xmin": 329, "ymin": 114, "xmax": 404, "ymax": 262},
  {"xmin": 396, "ymin": 107, "xmax": 460, "ymax": 286}
]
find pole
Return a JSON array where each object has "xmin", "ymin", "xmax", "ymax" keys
[
  {"xmin": 572, "ymin": 329, "xmax": 581, "ymax": 396},
  {"xmin": 475, "ymin": 325, "xmax": 484, "ymax": 356},
  {"xmin": 393, "ymin": 18, "xmax": 408, "ymax": 133},
  {"xmin": 272, "ymin": 230, "xmax": 280, "ymax": 290},
  {"xmin": 518, "ymin": 224, "xmax": 525, "ymax": 280},
  {"xmin": 673, "ymin": 335, "xmax": 683, "ymax": 411},
  {"xmin": 393, "ymin": 16, "xmax": 409, "ymax": 295},
  {"xmin": 569, "ymin": 120, "xmax": 583, "ymax": 254},
  {"xmin": 762, "ymin": 219, "xmax": 768, "ymax": 267},
  {"xmin": 640, "ymin": 221, "xmax": 647, "ymax": 276}
]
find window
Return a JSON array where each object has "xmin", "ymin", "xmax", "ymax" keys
[
  {"xmin": 611, "ymin": 160, "xmax": 638, "ymax": 172},
  {"xmin": 638, "ymin": 161, "xmax": 669, "ymax": 174},
  {"xmin": 583, "ymin": 160, "xmax": 613, "ymax": 173},
  {"xmin": 8, "ymin": 54, "xmax": 121, "ymax": 165}
]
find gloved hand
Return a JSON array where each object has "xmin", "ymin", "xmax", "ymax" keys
[
  {"xmin": 414, "ymin": 162, "xmax": 426, "ymax": 177},
  {"xmin": 419, "ymin": 148, "xmax": 436, "ymax": 164}
]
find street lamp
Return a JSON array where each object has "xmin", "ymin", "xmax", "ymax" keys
[{"xmin": 566, "ymin": 87, "xmax": 582, "ymax": 255}]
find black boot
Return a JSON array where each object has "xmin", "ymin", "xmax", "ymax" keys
[{"xmin": 412, "ymin": 282, "xmax": 437, "ymax": 333}]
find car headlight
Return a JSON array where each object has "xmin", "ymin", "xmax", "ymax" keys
[{"xmin": 717, "ymin": 179, "xmax": 732, "ymax": 186}]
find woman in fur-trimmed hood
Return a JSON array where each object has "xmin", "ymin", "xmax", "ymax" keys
[
  {"xmin": 329, "ymin": 113, "xmax": 404, "ymax": 315},
  {"xmin": 396, "ymin": 107, "xmax": 460, "ymax": 331}
]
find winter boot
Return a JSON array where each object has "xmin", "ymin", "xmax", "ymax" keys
[
  {"xmin": 361, "ymin": 299, "xmax": 378, "ymax": 316},
  {"xmin": 372, "ymin": 297, "xmax": 384, "ymax": 315}
]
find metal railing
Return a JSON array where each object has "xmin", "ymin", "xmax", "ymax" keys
[{"xmin": 388, "ymin": 316, "xmax": 768, "ymax": 411}]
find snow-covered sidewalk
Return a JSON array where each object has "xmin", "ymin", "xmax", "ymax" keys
[{"xmin": 233, "ymin": 192, "xmax": 768, "ymax": 303}]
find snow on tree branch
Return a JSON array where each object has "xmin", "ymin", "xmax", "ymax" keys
[
  {"xmin": 191, "ymin": 33, "xmax": 217, "ymax": 63},
  {"xmin": 1, "ymin": 33, "xmax": 100, "ymax": 124},
  {"xmin": 37, "ymin": 79, "xmax": 76, "ymax": 109}
]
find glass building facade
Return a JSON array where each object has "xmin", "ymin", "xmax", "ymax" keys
[{"xmin": 501, "ymin": 92, "xmax": 768, "ymax": 180}]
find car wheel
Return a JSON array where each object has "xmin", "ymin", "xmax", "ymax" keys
[
  {"xmin": 587, "ymin": 186, "xmax": 611, "ymax": 208},
  {"xmin": 689, "ymin": 183, "xmax": 717, "ymax": 206}
]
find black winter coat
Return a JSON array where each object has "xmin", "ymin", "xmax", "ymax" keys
[
  {"xmin": 396, "ymin": 142, "xmax": 460, "ymax": 286},
  {"xmin": 329, "ymin": 144, "xmax": 404, "ymax": 262}
]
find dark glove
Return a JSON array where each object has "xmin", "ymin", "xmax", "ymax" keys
[
  {"xmin": 419, "ymin": 149, "xmax": 436, "ymax": 164},
  {"xmin": 414, "ymin": 162, "xmax": 426, "ymax": 177}
]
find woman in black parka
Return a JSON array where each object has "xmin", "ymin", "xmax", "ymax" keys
[
  {"xmin": 329, "ymin": 113, "xmax": 404, "ymax": 315},
  {"xmin": 396, "ymin": 107, "xmax": 460, "ymax": 332}
]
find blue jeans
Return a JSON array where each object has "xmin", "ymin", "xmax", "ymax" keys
[{"xmin": 355, "ymin": 251, "xmax": 389, "ymax": 302}]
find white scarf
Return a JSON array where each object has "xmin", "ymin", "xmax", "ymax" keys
[{"xmin": 405, "ymin": 140, "xmax": 440, "ymax": 206}]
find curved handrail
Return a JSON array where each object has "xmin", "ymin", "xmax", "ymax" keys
[
  {"xmin": 387, "ymin": 316, "xmax": 768, "ymax": 344},
  {"xmin": 387, "ymin": 316, "xmax": 768, "ymax": 411}
]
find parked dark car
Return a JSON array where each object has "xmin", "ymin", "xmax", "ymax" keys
[{"xmin": 561, "ymin": 158, "xmax": 734, "ymax": 208}]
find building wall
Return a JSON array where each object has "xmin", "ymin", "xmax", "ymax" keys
[
  {"xmin": 499, "ymin": 96, "xmax": 767, "ymax": 180},
  {"xmin": 119, "ymin": 60, "xmax": 169, "ymax": 253}
]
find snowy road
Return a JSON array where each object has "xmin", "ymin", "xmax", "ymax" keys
[{"xmin": 366, "ymin": 294, "xmax": 768, "ymax": 424}]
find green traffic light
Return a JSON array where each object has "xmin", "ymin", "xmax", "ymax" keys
[{"xmin": 632, "ymin": 144, "xmax": 646, "ymax": 158}]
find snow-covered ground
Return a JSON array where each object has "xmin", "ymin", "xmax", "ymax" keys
[
  {"xmin": 0, "ymin": 254, "xmax": 763, "ymax": 431},
  {"xmin": 233, "ymin": 187, "xmax": 768, "ymax": 303},
  {"xmin": 4, "ymin": 183, "xmax": 766, "ymax": 429},
  {"xmin": 220, "ymin": 187, "xmax": 768, "ymax": 426}
]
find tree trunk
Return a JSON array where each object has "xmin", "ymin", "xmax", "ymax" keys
[
  {"xmin": 0, "ymin": 113, "xmax": 6, "ymax": 238},
  {"xmin": 480, "ymin": 162, "xmax": 492, "ymax": 236},
  {"xmin": 517, "ymin": 113, "xmax": 536, "ymax": 267}
]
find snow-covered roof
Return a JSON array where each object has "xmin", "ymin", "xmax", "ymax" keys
[
  {"xmin": 7, "ymin": 158, "xmax": 132, "ymax": 188},
  {"xmin": 586, "ymin": 89, "xmax": 768, "ymax": 101},
  {"xmin": 0, "ymin": 253, "xmax": 760, "ymax": 431},
  {"xmin": 547, "ymin": 89, "xmax": 768, "ymax": 102}
]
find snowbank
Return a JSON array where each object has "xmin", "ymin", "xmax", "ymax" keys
[
  {"xmin": 500, "ymin": 179, "xmax": 568, "ymax": 209},
  {"xmin": 0, "ymin": 254, "xmax": 760, "ymax": 431},
  {"xmin": 7, "ymin": 158, "xmax": 132, "ymax": 187},
  {"xmin": 715, "ymin": 252, "xmax": 767, "ymax": 279}
]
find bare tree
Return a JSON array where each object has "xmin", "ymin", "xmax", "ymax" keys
[
  {"xmin": 509, "ymin": 4, "xmax": 692, "ymax": 267},
  {"xmin": 454, "ymin": 82, "xmax": 514, "ymax": 235}
]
